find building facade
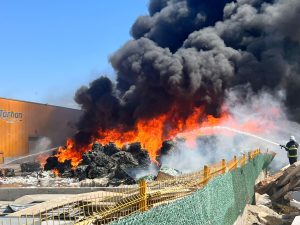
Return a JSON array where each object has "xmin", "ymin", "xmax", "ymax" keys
[{"xmin": 0, "ymin": 97, "xmax": 81, "ymax": 159}]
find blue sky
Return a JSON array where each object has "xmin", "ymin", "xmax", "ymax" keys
[{"xmin": 0, "ymin": 1, "xmax": 149, "ymax": 108}]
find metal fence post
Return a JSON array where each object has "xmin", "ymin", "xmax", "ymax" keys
[
  {"xmin": 233, "ymin": 156, "xmax": 237, "ymax": 169},
  {"xmin": 221, "ymin": 159, "xmax": 226, "ymax": 174},
  {"xmin": 139, "ymin": 179, "xmax": 148, "ymax": 212},
  {"xmin": 248, "ymin": 151, "xmax": 252, "ymax": 161},
  {"xmin": 242, "ymin": 154, "xmax": 246, "ymax": 166},
  {"xmin": 204, "ymin": 165, "xmax": 210, "ymax": 185}
]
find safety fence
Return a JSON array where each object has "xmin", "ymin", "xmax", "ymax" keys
[
  {"xmin": 112, "ymin": 152, "xmax": 274, "ymax": 225},
  {"xmin": 0, "ymin": 149, "xmax": 266, "ymax": 225}
]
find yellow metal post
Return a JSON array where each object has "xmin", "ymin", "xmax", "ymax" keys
[
  {"xmin": 204, "ymin": 165, "xmax": 210, "ymax": 185},
  {"xmin": 221, "ymin": 159, "xmax": 226, "ymax": 174},
  {"xmin": 233, "ymin": 156, "xmax": 237, "ymax": 169},
  {"xmin": 248, "ymin": 151, "xmax": 252, "ymax": 161},
  {"xmin": 139, "ymin": 179, "xmax": 147, "ymax": 212},
  {"xmin": 242, "ymin": 154, "xmax": 246, "ymax": 166}
]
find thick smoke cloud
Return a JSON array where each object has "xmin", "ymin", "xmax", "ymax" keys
[
  {"xmin": 131, "ymin": 0, "xmax": 232, "ymax": 52},
  {"xmin": 75, "ymin": 0, "xmax": 300, "ymax": 145},
  {"xmin": 160, "ymin": 88, "xmax": 298, "ymax": 173}
]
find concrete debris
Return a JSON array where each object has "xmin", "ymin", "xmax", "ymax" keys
[
  {"xmin": 235, "ymin": 204, "xmax": 283, "ymax": 225},
  {"xmin": 240, "ymin": 163, "xmax": 300, "ymax": 225},
  {"xmin": 156, "ymin": 167, "xmax": 181, "ymax": 181},
  {"xmin": 246, "ymin": 205, "xmax": 282, "ymax": 225},
  {"xmin": 255, "ymin": 171, "xmax": 284, "ymax": 194},
  {"xmin": 255, "ymin": 193, "xmax": 272, "ymax": 207},
  {"xmin": 290, "ymin": 200, "xmax": 300, "ymax": 211},
  {"xmin": 292, "ymin": 216, "xmax": 300, "ymax": 225},
  {"xmin": 256, "ymin": 162, "xmax": 300, "ymax": 201}
]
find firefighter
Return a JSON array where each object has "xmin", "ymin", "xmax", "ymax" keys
[{"xmin": 280, "ymin": 136, "xmax": 299, "ymax": 165}]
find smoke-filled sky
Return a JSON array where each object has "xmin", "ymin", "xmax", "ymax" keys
[
  {"xmin": 0, "ymin": 0, "xmax": 148, "ymax": 108},
  {"xmin": 68, "ymin": 0, "xmax": 300, "ymax": 170},
  {"xmin": 74, "ymin": 0, "xmax": 300, "ymax": 143}
]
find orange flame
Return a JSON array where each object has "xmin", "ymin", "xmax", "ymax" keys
[
  {"xmin": 55, "ymin": 104, "xmax": 278, "ymax": 168},
  {"xmin": 53, "ymin": 169, "xmax": 60, "ymax": 177}
]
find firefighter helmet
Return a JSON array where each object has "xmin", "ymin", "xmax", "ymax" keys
[{"xmin": 290, "ymin": 136, "xmax": 296, "ymax": 141}]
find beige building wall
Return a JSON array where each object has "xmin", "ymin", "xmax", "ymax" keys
[{"xmin": 0, "ymin": 97, "xmax": 81, "ymax": 158}]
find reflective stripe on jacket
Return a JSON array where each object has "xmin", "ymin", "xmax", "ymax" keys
[
  {"xmin": 287, "ymin": 147, "xmax": 297, "ymax": 157},
  {"xmin": 286, "ymin": 141, "xmax": 298, "ymax": 158}
]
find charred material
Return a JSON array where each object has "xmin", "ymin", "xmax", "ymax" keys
[
  {"xmin": 125, "ymin": 142, "xmax": 151, "ymax": 168},
  {"xmin": 21, "ymin": 162, "xmax": 42, "ymax": 173},
  {"xmin": 157, "ymin": 140, "xmax": 175, "ymax": 164},
  {"xmin": 44, "ymin": 156, "xmax": 72, "ymax": 175},
  {"xmin": 44, "ymin": 142, "xmax": 152, "ymax": 186},
  {"xmin": 4, "ymin": 168, "xmax": 15, "ymax": 177},
  {"xmin": 102, "ymin": 143, "xmax": 119, "ymax": 156}
]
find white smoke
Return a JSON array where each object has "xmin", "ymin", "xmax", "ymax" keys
[
  {"xmin": 30, "ymin": 137, "xmax": 52, "ymax": 154},
  {"xmin": 160, "ymin": 87, "xmax": 299, "ymax": 173}
]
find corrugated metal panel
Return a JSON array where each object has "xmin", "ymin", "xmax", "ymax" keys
[{"xmin": 0, "ymin": 98, "xmax": 81, "ymax": 158}]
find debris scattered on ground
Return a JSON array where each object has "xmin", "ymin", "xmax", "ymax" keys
[
  {"xmin": 245, "ymin": 204, "xmax": 282, "ymax": 225},
  {"xmin": 256, "ymin": 161, "xmax": 300, "ymax": 201},
  {"xmin": 0, "ymin": 142, "xmax": 182, "ymax": 188},
  {"xmin": 255, "ymin": 193, "xmax": 272, "ymax": 207},
  {"xmin": 251, "ymin": 162, "xmax": 300, "ymax": 225},
  {"xmin": 0, "ymin": 170, "xmax": 78, "ymax": 187},
  {"xmin": 156, "ymin": 167, "xmax": 181, "ymax": 181}
]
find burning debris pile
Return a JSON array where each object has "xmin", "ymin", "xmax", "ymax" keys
[{"xmin": 44, "ymin": 142, "xmax": 152, "ymax": 186}]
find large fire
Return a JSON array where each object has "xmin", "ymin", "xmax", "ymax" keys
[{"xmin": 56, "ymin": 105, "xmax": 276, "ymax": 168}]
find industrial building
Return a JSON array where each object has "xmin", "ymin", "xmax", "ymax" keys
[{"xmin": 0, "ymin": 97, "xmax": 81, "ymax": 162}]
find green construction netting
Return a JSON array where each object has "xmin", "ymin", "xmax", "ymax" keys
[{"xmin": 111, "ymin": 154, "xmax": 274, "ymax": 225}]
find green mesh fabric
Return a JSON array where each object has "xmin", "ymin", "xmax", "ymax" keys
[{"xmin": 111, "ymin": 154, "xmax": 274, "ymax": 225}]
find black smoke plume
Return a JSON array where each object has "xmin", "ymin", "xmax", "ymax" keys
[{"xmin": 75, "ymin": 0, "xmax": 300, "ymax": 145}]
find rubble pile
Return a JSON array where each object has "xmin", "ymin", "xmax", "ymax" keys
[
  {"xmin": 237, "ymin": 162, "xmax": 300, "ymax": 225},
  {"xmin": 0, "ymin": 141, "xmax": 177, "ymax": 187},
  {"xmin": 44, "ymin": 142, "xmax": 152, "ymax": 186},
  {"xmin": 256, "ymin": 162, "xmax": 300, "ymax": 201}
]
